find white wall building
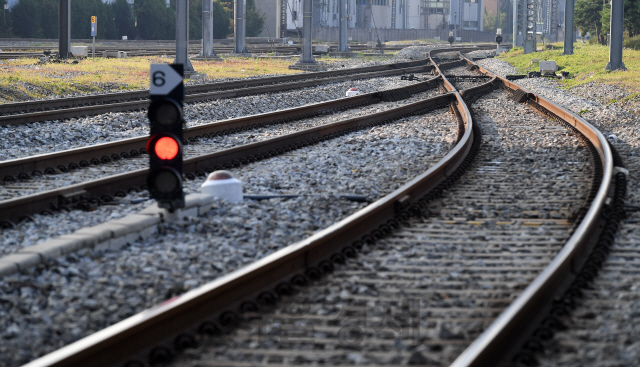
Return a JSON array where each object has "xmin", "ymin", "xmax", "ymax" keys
[{"xmin": 276, "ymin": 0, "xmax": 482, "ymax": 32}]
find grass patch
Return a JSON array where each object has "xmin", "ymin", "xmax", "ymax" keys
[
  {"xmin": 192, "ymin": 57, "xmax": 300, "ymax": 79},
  {"xmin": 497, "ymin": 43, "xmax": 640, "ymax": 92},
  {"xmin": 0, "ymin": 56, "xmax": 303, "ymax": 102},
  {"xmin": 389, "ymin": 38, "xmax": 448, "ymax": 44}
]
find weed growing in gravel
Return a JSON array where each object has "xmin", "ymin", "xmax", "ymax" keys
[
  {"xmin": 192, "ymin": 57, "xmax": 300, "ymax": 79},
  {"xmin": 0, "ymin": 56, "xmax": 302, "ymax": 103},
  {"xmin": 498, "ymin": 43, "xmax": 640, "ymax": 92}
]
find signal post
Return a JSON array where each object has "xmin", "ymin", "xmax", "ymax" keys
[
  {"xmin": 91, "ymin": 16, "xmax": 97, "ymax": 58},
  {"xmin": 147, "ymin": 64, "xmax": 186, "ymax": 212}
]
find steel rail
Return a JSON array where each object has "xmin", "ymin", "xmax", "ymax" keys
[
  {"xmin": 0, "ymin": 65, "xmax": 434, "ymax": 127},
  {"xmin": 16, "ymin": 46, "xmax": 509, "ymax": 366},
  {"xmin": 0, "ymin": 77, "xmax": 441, "ymax": 181},
  {"xmin": 0, "ymin": 44, "xmax": 406, "ymax": 52},
  {"xmin": 0, "ymin": 59, "xmax": 436, "ymax": 116},
  {"xmin": 0, "ymin": 45, "xmax": 500, "ymax": 118},
  {"xmin": 447, "ymin": 53, "xmax": 614, "ymax": 367},
  {"xmin": 456, "ymin": 59, "xmax": 498, "ymax": 99},
  {"xmin": 429, "ymin": 49, "xmax": 461, "ymax": 93},
  {"xmin": 21, "ymin": 76, "xmax": 477, "ymax": 367},
  {"xmin": 0, "ymin": 64, "xmax": 436, "ymax": 127},
  {"xmin": 0, "ymin": 86, "xmax": 453, "ymax": 227}
]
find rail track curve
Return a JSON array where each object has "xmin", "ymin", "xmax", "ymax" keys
[{"xmin": 14, "ymin": 46, "xmax": 625, "ymax": 367}]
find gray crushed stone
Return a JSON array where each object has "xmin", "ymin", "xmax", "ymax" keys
[
  {"xmin": 477, "ymin": 56, "xmax": 640, "ymax": 366},
  {"xmin": 0, "ymin": 104, "xmax": 457, "ymax": 366}
]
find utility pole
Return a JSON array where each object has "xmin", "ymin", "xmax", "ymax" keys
[
  {"xmin": 606, "ymin": 0, "xmax": 626, "ymax": 70},
  {"xmin": 301, "ymin": 0, "xmax": 314, "ymax": 63},
  {"xmin": 201, "ymin": 0, "xmax": 220, "ymax": 58},
  {"xmin": 563, "ymin": 0, "xmax": 574, "ymax": 54},
  {"xmin": 454, "ymin": 12, "xmax": 457, "ymax": 41},
  {"xmin": 59, "ymin": 0, "xmax": 70, "ymax": 59},
  {"xmin": 290, "ymin": 0, "xmax": 324, "ymax": 69},
  {"xmin": 338, "ymin": 0, "xmax": 349, "ymax": 51},
  {"xmin": 175, "ymin": 0, "xmax": 196, "ymax": 75},
  {"xmin": 234, "ymin": 0, "xmax": 249, "ymax": 53},
  {"xmin": 458, "ymin": 0, "xmax": 463, "ymax": 40}
]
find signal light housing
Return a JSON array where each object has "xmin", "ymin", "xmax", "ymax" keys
[
  {"xmin": 147, "ymin": 166, "xmax": 183, "ymax": 199},
  {"xmin": 147, "ymin": 64, "xmax": 185, "ymax": 211},
  {"xmin": 151, "ymin": 135, "xmax": 180, "ymax": 160}
]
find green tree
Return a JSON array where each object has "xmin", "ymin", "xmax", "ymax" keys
[
  {"xmin": 135, "ymin": 0, "xmax": 175, "ymax": 40},
  {"xmin": 575, "ymin": 0, "xmax": 605, "ymax": 44},
  {"xmin": 625, "ymin": 0, "xmax": 640, "ymax": 37},
  {"xmin": 189, "ymin": 0, "xmax": 202, "ymax": 39},
  {"xmin": 10, "ymin": 0, "xmax": 49, "ymax": 38},
  {"xmin": 0, "ymin": 0, "xmax": 12, "ymax": 37},
  {"xmin": 483, "ymin": 8, "xmax": 496, "ymax": 33},
  {"xmin": 71, "ymin": 0, "xmax": 109, "ymax": 39},
  {"xmin": 212, "ymin": 0, "xmax": 231, "ymax": 38},
  {"xmin": 246, "ymin": 0, "xmax": 264, "ymax": 36},
  {"xmin": 109, "ymin": 0, "xmax": 136, "ymax": 40},
  {"xmin": 40, "ymin": 0, "xmax": 59, "ymax": 38},
  {"xmin": 601, "ymin": 2, "xmax": 610, "ymax": 36},
  {"xmin": 217, "ymin": 0, "xmax": 234, "ymax": 16},
  {"xmin": 497, "ymin": 0, "xmax": 510, "ymax": 32},
  {"xmin": 6, "ymin": 0, "xmax": 231, "ymax": 40}
]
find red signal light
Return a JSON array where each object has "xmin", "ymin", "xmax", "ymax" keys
[{"xmin": 154, "ymin": 136, "xmax": 179, "ymax": 160}]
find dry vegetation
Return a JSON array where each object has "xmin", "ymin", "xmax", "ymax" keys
[{"xmin": 0, "ymin": 55, "xmax": 305, "ymax": 102}]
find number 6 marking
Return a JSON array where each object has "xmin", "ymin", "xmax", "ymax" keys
[{"xmin": 153, "ymin": 71, "xmax": 166, "ymax": 87}]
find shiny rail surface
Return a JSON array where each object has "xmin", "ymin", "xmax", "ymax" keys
[
  {"xmin": 19, "ymin": 51, "xmax": 477, "ymax": 367},
  {"xmin": 22, "ymin": 45, "xmax": 599, "ymax": 367},
  {"xmin": 177, "ymin": 49, "xmax": 612, "ymax": 367},
  {"xmin": 448, "ymin": 51, "xmax": 615, "ymax": 366},
  {"xmin": 0, "ymin": 77, "xmax": 441, "ymax": 182},
  {"xmin": 0, "ymin": 45, "xmax": 500, "ymax": 119},
  {"xmin": 0, "ymin": 60, "xmax": 437, "ymax": 121},
  {"xmin": 0, "ymin": 78, "xmax": 448, "ymax": 227}
]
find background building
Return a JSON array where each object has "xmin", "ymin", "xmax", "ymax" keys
[{"xmin": 271, "ymin": 0, "xmax": 483, "ymax": 34}]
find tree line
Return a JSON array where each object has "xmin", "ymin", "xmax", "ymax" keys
[
  {"xmin": 574, "ymin": 0, "xmax": 640, "ymax": 44},
  {"xmin": 0, "ymin": 0, "xmax": 264, "ymax": 40}
]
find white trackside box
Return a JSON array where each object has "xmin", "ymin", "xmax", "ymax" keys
[
  {"xmin": 70, "ymin": 46, "xmax": 88, "ymax": 57},
  {"xmin": 540, "ymin": 60, "xmax": 558, "ymax": 74}
]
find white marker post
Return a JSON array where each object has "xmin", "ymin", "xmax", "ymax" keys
[
  {"xmin": 90, "ymin": 16, "xmax": 97, "ymax": 59},
  {"xmin": 149, "ymin": 64, "xmax": 184, "ymax": 96},
  {"xmin": 3, "ymin": 4, "xmax": 7, "ymax": 34}
]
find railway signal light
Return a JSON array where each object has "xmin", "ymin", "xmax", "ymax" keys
[{"xmin": 147, "ymin": 64, "xmax": 185, "ymax": 211}]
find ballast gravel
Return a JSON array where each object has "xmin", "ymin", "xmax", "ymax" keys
[
  {"xmin": 0, "ymin": 83, "xmax": 441, "ymax": 254},
  {"xmin": 476, "ymin": 56, "xmax": 640, "ymax": 367},
  {"xmin": 0, "ymin": 104, "xmax": 457, "ymax": 366},
  {"xmin": 0, "ymin": 75, "xmax": 422, "ymax": 161},
  {"xmin": 173, "ymin": 86, "xmax": 594, "ymax": 367}
]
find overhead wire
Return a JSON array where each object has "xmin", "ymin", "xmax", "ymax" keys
[{"xmin": 368, "ymin": 1, "xmax": 382, "ymax": 46}]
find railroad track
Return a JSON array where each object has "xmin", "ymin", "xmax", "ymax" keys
[
  {"xmin": 0, "ymin": 43, "xmax": 410, "ymax": 60},
  {"xmin": 0, "ymin": 46, "xmax": 491, "ymax": 226},
  {"xmin": 12, "ymin": 47, "xmax": 624, "ymax": 367},
  {"xmin": 0, "ymin": 76, "xmax": 442, "ymax": 226},
  {"xmin": 0, "ymin": 59, "xmax": 436, "ymax": 126}
]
